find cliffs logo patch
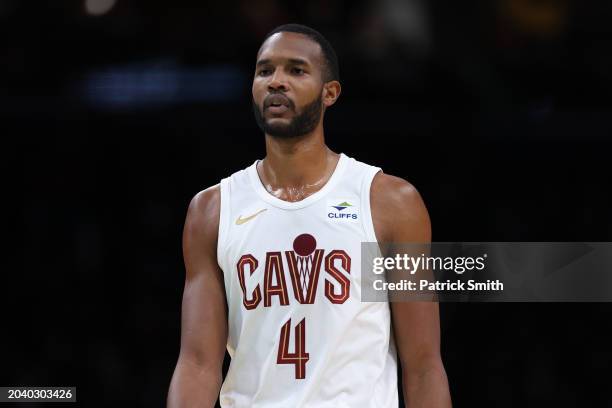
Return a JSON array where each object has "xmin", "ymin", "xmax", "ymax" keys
[
  {"xmin": 328, "ymin": 200, "xmax": 359, "ymax": 223},
  {"xmin": 332, "ymin": 201, "xmax": 352, "ymax": 211}
]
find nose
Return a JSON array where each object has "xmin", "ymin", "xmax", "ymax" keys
[{"xmin": 268, "ymin": 69, "xmax": 288, "ymax": 92}]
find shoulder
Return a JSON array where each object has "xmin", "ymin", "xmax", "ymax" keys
[
  {"xmin": 371, "ymin": 172, "xmax": 420, "ymax": 203},
  {"xmin": 184, "ymin": 184, "xmax": 221, "ymax": 245},
  {"xmin": 188, "ymin": 184, "xmax": 220, "ymax": 214},
  {"xmin": 370, "ymin": 173, "xmax": 431, "ymax": 243}
]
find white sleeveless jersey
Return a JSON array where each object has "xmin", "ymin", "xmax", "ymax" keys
[{"xmin": 217, "ymin": 153, "xmax": 398, "ymax": 408}]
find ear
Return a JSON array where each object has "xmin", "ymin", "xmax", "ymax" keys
[{"xmin": 322, "ymin": 80, "xmax": 341, "ymax": 108}]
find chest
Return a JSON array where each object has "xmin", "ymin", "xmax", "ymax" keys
[{"xmin": 221, "ymin": 199, "xmax": 368, "ymax": 310}]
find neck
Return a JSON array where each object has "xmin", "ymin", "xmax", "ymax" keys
[{"xmin": 259, "ymin": 124, "xmax": 340, "ymax": 202}]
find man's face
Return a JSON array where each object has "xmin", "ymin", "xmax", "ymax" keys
[{"xmin": 252, "ymin": 32, "xmax": 326, "ymax": 139}]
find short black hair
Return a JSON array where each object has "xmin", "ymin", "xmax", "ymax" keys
[{"xmin": 260, "ymin": 23, "xmax": 340, "ymax": 83}]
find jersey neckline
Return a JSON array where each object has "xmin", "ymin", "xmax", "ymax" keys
[{"xmin": 247, "ymin": 153, "xmax": 349, "ymax": 210}]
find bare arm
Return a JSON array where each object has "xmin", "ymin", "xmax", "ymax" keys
[
  {"xmin": 371, "ymin": 174, "xmax": 452, "ymax": 408},
  {"xmin": 167, "ymin": 186, "xmax": 228, "ymax": 408}
]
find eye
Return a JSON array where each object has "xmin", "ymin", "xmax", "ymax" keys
[
  {"xmin": 291, "ymin": 67, "xmax": 305, "ymax": 75},
  {"xmin": 258, "ymin": 68, "xmax": 272, "ymax": 76}
]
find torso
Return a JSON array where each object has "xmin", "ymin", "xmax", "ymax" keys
[{"xmin": 215, "ymin": 153, "xmax": 399, "ymax": 408}]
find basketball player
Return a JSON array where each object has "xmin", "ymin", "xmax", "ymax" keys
[{"xmin": 168, "ymin": 24, "xmax": 451, "ymax": 407}]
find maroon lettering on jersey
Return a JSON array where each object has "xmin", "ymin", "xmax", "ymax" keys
[
  {"xmin": 264, "ymin": 252, "xmax": 290, "ymax": 307},
  {"xmin": 237, "ymin": 254, "xmax": 261, "ymax": 310},
  {"xmin": 236, "ymin": 235, "xmax": 352, "ymax": 309},
  {"xmin": 324, "ymin": 250, "xmax": 351, "ymax": 304},
  {"xmin": 277, "ymin": 317, "xmax": 309, "ymax": 379}
]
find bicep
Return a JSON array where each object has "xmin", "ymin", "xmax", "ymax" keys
[
  {"xmin": 372, "ymin": 175, "xmax": 439, "ymax": 371},
  {"xmin": 389, "ymin": 189, "xmax": 439, "ymax": 371},
  {"xmin": 178, "ymin": 188, "xmax": 228, "ymax": 370},
  {"xmin": 179, "ymin": 260, "xmax": 228, "ymax": 370},
  {"xmin": 391, "ymin": 301, "xmax": 441, "ymax": 374}
]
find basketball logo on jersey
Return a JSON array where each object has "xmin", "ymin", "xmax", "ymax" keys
[
  {"xmin": 236, "ymin": 233, "xmax": 352, "ymax": 310},
  {"xmin": 327, "ymin": 199, "xmax": 359, "ymax": 223}
]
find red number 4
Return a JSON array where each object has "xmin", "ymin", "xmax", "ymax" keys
[{"xmin": 277, "ymin": 318, "xmax": 309, "ymax": 379}]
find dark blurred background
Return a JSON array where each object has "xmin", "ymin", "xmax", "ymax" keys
[{"xmin": 3, "ymin": 0, "xmax": 612, "ymax": 406}]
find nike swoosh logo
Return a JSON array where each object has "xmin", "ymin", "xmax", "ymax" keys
[{"xmin": 236, "ymin": 209, "xmax": 267, "ymax": 225}]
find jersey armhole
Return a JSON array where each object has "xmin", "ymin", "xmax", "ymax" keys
[
  {"xmin": 217, "ymin": 177, "xmax": 231, "ymax": 269},
  {"xmin": 361, "ymin": 167, "xmax": 382, "ymax": 243}
]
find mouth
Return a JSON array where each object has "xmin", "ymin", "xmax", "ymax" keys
[
  {"xmin": 266, "ymin": 104, "xmax": 289, "ymax": 115},
  {"xmin": 264, "ymin": 94, "xmax": 292, "ymax": 114}
]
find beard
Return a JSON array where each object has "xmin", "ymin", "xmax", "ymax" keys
[{"xmin": 252, "ymin": 93, "xmax": 323, "ymax": 139}]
